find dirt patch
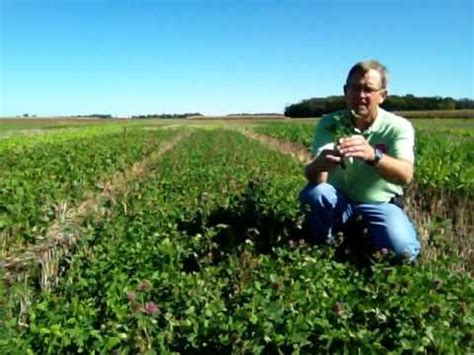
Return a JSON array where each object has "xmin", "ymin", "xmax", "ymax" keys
[{"xmin": 241, "ymin": 130, "xmax": 311, "ymax": 163}]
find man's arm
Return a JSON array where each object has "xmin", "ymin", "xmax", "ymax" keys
[
  {"xmin": 307, "ymin": 113, "xmax": 354, "ymax": 183},
  {"xmin": 304, "ymin": 148, "xmax": 342, "ymax": 184},
  {"xmin": 337, "ymin": 135, "xmax": 414, "ymax": 185},
  {"xmin": 368, "ymin": 151, "xmax": 413, "ymax": 184}
]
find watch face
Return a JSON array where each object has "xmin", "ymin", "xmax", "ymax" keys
[
  {"xmin": 368, "ymin": 147, "xmax": 383, "ymax": 166},
  {"xmin": 375, "ymin": 143, "xmax": 388, "ymax": 154},
  {"xmin": 374, "ymin": 148, "xmax": 383, "ymax": 162}
]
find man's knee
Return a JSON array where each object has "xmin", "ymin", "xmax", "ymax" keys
[
  {"xmin": 299, "ymin": 183, "xmax": 336, "ymax": 208},
  {"xmin": 372, "ymin": 204, "xmax": 420, "ymax": 261},
  {"xmin": 389, "ymin": 227, "xmax": 420, "ymax": 262}
]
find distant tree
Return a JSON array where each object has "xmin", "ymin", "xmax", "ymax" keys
[
  {"xmin": 285, "ymin": 95, "xmax": 473, "ymax": 118},
  {"xmin": 131, "ymin": 113, "xmax": 203, "ymax": 119},
  {"xmin": 456, "ymin": 98, "xmax": 474, "ymax": 109}
]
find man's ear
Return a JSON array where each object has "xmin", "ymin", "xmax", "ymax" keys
[
  {"xmin": 343, "ymin": 84, "xmax": 348, "ymax": 96},
  {"xmin": 379, "ymin": 89, "xmax": 388, "ymax": 104}
]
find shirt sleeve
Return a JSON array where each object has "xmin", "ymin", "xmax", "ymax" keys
[
  {"xmin": 391, "ymin": 120, "xmax": 415, "ymax": 162},
  {"xmin": 312, "ymin": 116, "xmax": 336, "ymax": 157}
]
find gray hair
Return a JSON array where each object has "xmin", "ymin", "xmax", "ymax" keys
[{"xmin": 346, "ymin": 60, "xmax": 389, "ymax": 89}]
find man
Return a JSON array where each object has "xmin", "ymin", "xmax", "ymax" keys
[{"xmin": 300, "ymin": 60, "xmax": 420, "ymax": 261}]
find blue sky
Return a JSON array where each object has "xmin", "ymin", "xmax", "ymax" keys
[{"xmin": 1, "ymin": 0, "xmax": 473, "ymax": 117}]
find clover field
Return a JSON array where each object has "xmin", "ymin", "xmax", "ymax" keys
[{"xmin": 0, "ymin": 118, "xmax": 473, "ymax": 353}]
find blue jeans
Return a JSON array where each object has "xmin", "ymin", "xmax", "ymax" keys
[{"xmin": 299, "ymin": 183, "xmax": 420, "ymax": 261}]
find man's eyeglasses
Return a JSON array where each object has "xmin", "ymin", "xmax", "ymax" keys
[{"xmin": 346, "ymin": 84, "xmax": 385, "ymax": 95}]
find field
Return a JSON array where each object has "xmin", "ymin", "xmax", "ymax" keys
[{"xmin": 0, "ymin": 116, "xmax": 473, "ymax": 353}]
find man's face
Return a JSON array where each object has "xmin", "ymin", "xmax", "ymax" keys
[{"xmin": 344, "ymin": 68, "xmax": 387, "ymax": 119}]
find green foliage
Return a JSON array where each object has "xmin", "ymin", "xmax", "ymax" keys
[
  {"xmin": 415, "ymin": 129, "xmax": 474, "ymax": 195},
  {"xmin": 253, "ymin": 121, "xmax": 316, "ymax": 149},
  {"xmin": 0, "ymin": 127, "xmax": 177, "ymax": 253},
  {"xmin": 2, "ymin": 129, "xmax": 472, "ymax": 353}
]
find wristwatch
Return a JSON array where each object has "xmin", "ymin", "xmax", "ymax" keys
[{"xmin": 367, "ymin": 147, "xmax": 384, "ymax": 166}]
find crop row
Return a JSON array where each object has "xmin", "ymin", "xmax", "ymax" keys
[
  {"xmin": 3, "ymin": 129, "xmax": 472, "ymax": 353},
  {"xmin": 0, "ymin": 119, "xmax": 178, "ymax": 152},
  {"xmin": 0, "ymin": 127, "xmax": 178, "ymax": 257},
  {"xmin": 252, "ymin": 121, "xmax": 315, "ymax": 149},
  {"xmin": 0, "ymin": 125, "xmax": 134, "ymax": 152}
]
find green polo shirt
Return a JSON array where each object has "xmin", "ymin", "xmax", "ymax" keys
[{"xmin": 312, "ymin": 108, "xmax": 415, "ymax": 203}]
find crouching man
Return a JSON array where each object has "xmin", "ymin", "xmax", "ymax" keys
[{"xmin": 300, "ymin": 60, "xmax": 420, "ymax": 261}]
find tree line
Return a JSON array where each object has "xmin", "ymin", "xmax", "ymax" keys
[
  {"xmin": 284, "ymin": 95, "xmax": 474, "ymax": 118},
  {"xmin": 131, "ymin": 113, "xmax": 203, "ymax": 119},
  {"xmin": 73, "ymin": 113, "xmax": 203, "ymax": 119}
]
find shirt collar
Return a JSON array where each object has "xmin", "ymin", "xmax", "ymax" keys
[{"xmin": 361, "ymin": 107, "xmax": 384, "ymax": 133}]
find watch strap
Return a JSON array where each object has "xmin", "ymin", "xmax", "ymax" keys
[{"xmin": 368, "ymin": 147, "xmax": 383, "ymax": 166}]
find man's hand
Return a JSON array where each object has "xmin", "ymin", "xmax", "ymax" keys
[
  {"xmin": 304, "ymin": 148, "xmax": 342, "ymax": 183},
  {"xmin": 336, "ymin": 135, "xmax": 414, "ymax": 185},
  {"xmin": 337, "ymin": 135, "xmax": 375, "ymax": 162},
  {"xmin": 316, "ymin": 149, "xmax": 343, "ymax": 170}
]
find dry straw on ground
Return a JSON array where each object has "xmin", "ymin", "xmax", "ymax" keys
[{"xmin": 2, "ymin": 132, "xmax": 190, "ymax": 291}]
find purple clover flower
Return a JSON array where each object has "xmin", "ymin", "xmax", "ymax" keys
[
  {"xmin": 143, "ymin": 301, "xmax": 159, "ymax": 315},
  {"xmin": 127, "ymin": 291, "xmax": 137, "ymax": 302},
  {"xmin": 139, "ymin": 280, "xmax": 152, "ymax": 291}
]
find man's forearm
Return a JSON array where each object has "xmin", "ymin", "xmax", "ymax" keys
[
  {"xmin": 305, "ymin": 152, "xmax": 413, "ymax": 185},
  {"xmin": 304, "ymin": 157, "xmax": 328, "ymax": 183},
  {"xmin": 373, "ymin": 154, "xmax": 414, "ymax": 185},
  {"xmin": 304, "ymin": 149, "xmax": 343, "ymax": 183},
  {"xmin": 337, "ymin": 135, "xmax": 414, "ymax": 186}
]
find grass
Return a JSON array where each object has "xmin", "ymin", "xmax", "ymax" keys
[{"xmin": 0, "ymin": 117, "xmax": 178, "ymax": 136}]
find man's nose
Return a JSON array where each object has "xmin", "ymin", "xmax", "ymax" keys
[{"xmin": 358, "ymin": 89, "xmax": 370, "ymax": 98}]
